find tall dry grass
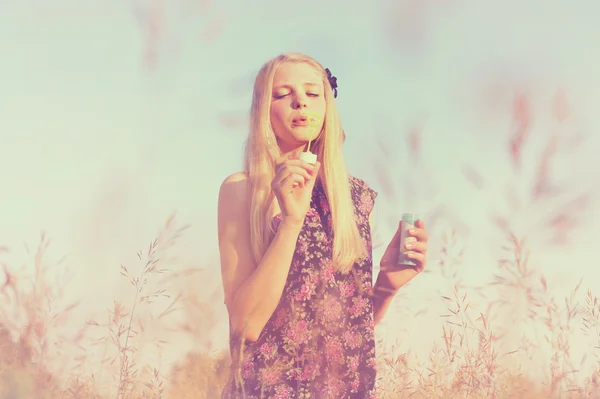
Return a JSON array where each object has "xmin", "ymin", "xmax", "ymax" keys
[{"xmin": 1, "ymin": 91, "xmax": 599, "ymax": 398}]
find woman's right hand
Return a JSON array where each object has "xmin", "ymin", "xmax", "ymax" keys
[{"xmin": 271, "ymin": 154, "xmax": 321, "ymax": 227}]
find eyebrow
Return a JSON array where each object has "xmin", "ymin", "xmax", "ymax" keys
[{"xmin": 273, "ymin": 82, "xmax": 320, "ymax": 89}]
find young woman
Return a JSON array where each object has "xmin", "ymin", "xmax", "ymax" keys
[{"xmin": 217, "ymin": 52, "xmax": 429, "ymax": 398}]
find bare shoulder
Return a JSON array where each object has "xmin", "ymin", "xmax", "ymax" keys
[
  {"xmin": 219, "ymin": 172, "xmax": 249, "ymax": 206},
  {"xmin": 222, "ymin": 171, "xmax": 248, "ymax": 184},
  {"xmin": 218, "ymin": 172, "xmax": 251, "ymax": 237},
  {"xmin": 218, "ymin": 172, "xmax": 254, "ymax": 309},
  {"xmin": 221, "ymin": 172, "xmax": 248, "ymax": 190}
]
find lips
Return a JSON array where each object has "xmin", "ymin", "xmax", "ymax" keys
[{"xmin": 292, "ymin": 116, "xmax": 308, "ymax": 126}]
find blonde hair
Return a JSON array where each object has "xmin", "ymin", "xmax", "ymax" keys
[{"xmin": 243, "ymin": 52, "xmax": 366, "ymax": 274}]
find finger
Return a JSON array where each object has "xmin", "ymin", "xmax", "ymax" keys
[
  {"xmin": 404, "ymin": 251, "xmax": 426, "ymax": 266},
  {"xmin": 274, "ymin": 155, "xmax": 288, "ymax": 167},
  {"xmin": 280, "ymin": 160, "xmax": 315, "ymax": 177},
  {"xmin": 291, "ymin": 174, "xmax": 306, "ymax": 189},
  {"xmin": 392, "ymin": 218, "xmax": 414, "ymax": 241},
  {"xmin": 414, "ymin": 220, "xmax": 427, "ymax": 236},
  {"xmin": 285, "ymin": 159, "xmax": 316, "ymax": 175},
  {"xmin": 408, "ymin": 226, "xmax": 428, "ymax": 242},
  {"xmin": 404, "ymin": 240, "xmax": 427, "ymax": 253},
  {"xmin": 277, "ymin": 166, "xmax": 312, "ymax": 183},
  {"xmin": 274, "ymin": 160, "xmax": 287, "ymax": 177},
  {"xmin": 273, "ymin": 171, "xmax": 304, "ymax": 193},
  {"xmin": 282, "ymin": 173, "xmax": 305, "ymax": 190},
  {"xmin": 305, "ymin": 161, "xmax": 321, "ymax": 189}
]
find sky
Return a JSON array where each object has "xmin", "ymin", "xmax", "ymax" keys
[{"xmin": 1, "ymin": 0, "xmax": 599, "ymax": 388}]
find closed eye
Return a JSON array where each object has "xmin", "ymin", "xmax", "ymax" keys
[{"xmin": 273, "ymin": 92, "xmax": 319, "ymax": 100}]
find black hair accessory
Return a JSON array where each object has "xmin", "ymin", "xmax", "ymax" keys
[{"xmin": 325, "ymin": 68, "xmax": 338, "ymax": 98}]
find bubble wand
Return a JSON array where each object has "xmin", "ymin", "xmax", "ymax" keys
[{"xmin": 299, "ymin": 111, "xmax": 321, "ymax": 165}]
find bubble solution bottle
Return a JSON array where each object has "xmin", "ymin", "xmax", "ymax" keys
[{"xmin": 398, "ymin": 213, "xmax": 418, "ymax": 266}]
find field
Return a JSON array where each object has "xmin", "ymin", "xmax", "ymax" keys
[{"xmin": 1, "ymin": 90, "xmax": 599, "ymax": 399}]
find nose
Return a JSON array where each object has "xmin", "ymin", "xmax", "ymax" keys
[{"xmin": 292, "ymin": 95, "xmax": 308, "ymax": 109}]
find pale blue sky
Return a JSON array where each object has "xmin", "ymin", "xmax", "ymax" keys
[{"xmin": 1, "ymin": 0, "xmax": 599, "ymax": 385}]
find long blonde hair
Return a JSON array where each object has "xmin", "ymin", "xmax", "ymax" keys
[{"xmin": 244, "ymin": 52, "xmax": 366, "ymax": 274}]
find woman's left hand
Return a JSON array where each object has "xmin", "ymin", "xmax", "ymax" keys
[{"xmin": 377, "ymin": 219, "xmax": 428, "ymax": 295}]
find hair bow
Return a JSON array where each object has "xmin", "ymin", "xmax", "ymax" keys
[{"xmin": 325, "ymin": 68, "xmax": 338, "ymax": 98}]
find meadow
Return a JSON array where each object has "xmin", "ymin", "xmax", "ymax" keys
[{"xmin": 1, "ymin": 90, "xmax": 599, "ymax": 399}]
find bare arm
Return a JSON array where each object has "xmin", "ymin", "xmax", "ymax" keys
[
  {"xmin": 218, "ymin": 173, "xmax": 302, "ymax": 342},
  {"xmin": 370, "ymin": 206, "xmax": 397, "ymax": 326}
]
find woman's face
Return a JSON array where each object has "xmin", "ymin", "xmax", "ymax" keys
[{"xmin": 270, "ymin": 62, "xmax": 326, "ymax": 154}]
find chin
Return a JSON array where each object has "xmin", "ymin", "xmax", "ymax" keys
[{"xmin": 286, "ymin": 129, "xmax": 310, "ymax": 141}]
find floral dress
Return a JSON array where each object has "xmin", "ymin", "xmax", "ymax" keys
[{"xmin": 222, "ymin": 176, "xmax": 378, "ymax": 399}]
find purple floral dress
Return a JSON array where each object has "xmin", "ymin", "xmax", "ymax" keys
[{"xmin": 222, "ymin": 176, "xmax": 378, "ymax": 399}]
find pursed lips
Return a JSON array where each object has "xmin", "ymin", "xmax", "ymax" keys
[{"xmin": 292, "ymin": 116, "xmax": 308, "ymax": 126}]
